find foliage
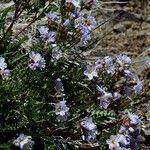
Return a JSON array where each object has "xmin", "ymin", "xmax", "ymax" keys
[{"xmin": 0, "ymin": 0, "xmax": 150, "ymax": 150}]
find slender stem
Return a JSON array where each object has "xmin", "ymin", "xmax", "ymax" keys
[
  {"xmin": 0, "ymin": 2, "xmax": 20, "ymax": 43},
  {"xmin": 14, "ymin": 1, "xmax": 52, "ymax": 38}
]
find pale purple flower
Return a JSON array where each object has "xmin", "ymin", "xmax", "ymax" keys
[
  {"xmin": 133, "ymin": 79, "xmax": 143, "ymax": 94},
  {"xmin": 87, "ymin": 16, "xmax": 97, "ymax": 31},
  {"xmin": 55, "ymin": 101, "xmax": 69, "ymax": 122},
  {"xmin": 45, "ymin": 13, "xmax": 60, "ymax": 23},
  {"xmin": 119, "ymin": 126, "xmax": 127, "ymax": 133},
  {"xmin": 80, "ymin": 34, "xmax": 91, "ymax": 46},
  {"xmin": 38, "ymin": 26, "xmax": 49, "ymax": 41},
  {"xmin": 80, "ymin": 117, "xmax": 97, "ymax": 131},
  {"xmin": 75, "ymin": 16, "xmax": 85, "ymax": 28},
  {"xmin": 0, "ymin": 57, "xmax": 7, "ymax": 70},
  {"xmin": 117, "ymin": 134, "xmax": 130, "ymax": 148},
  {"xmin": 84, "ymin": 65, "xmax": 98, "ymax": 80},
  {"xmin": 116, "ymin": 55, "xmax": 132, "ymax": 67},
  {"xmin": 0, "ymin": 69, "xmax": 11, "ymax": 80},
  {"xmin": 28, "ymin": 51, "xmax": 45, "ymax": 70},
  {"xmin": 13, "ymin": 134, "xmax": 34, "ymax": 150},
  {"xmin": 38, "ymin": 26, "xmax": 49, "ymax": 35},
  {"xmin": 93, "ymin": 59, "xmax": 102, "ymax": 69},
  {"xmin": 127, "ymin": 111, "xmax": 142, "ymax": 132},
  {"xmin": 55, "ymin": 78, "xmax": 64, "ymax": 93},
  {"xmin": 107, "ymin": 135, "xmax": 120, "ymax": 150},
  {"xmin": 46, "ymin": 31, "xmax": 56, "ymax": 44},
  {"xmin": 70, "ymin": 10, "xmax": 80, "ymax": 19},
  {"xmin": 63, "ymin": 19, "xmax": 70, "ymax": 26},
  {"xmin": 96, "ymin": 85, "xmax": 113, "ymax": 109},
  {"xmin": 80, "ymin": 117, "xmax": 97, "ymax": 143},
  {"xmin": 104, "ymin": 56, "xmax": 115, "ymax": 75},
  {"xmin": 66, "ymin": 0, "xmax": 80, "ymax": 7},
  {"xmin": 123, "ymin": 70, "xmax": 132, "ymax": 78},
  {"xmin": 86, "ymin": 130, "xmax": 97, "ymax": 143},
  {"xmin": 52, "ymin": 46, "xmax": 62, "ymax": 61}
]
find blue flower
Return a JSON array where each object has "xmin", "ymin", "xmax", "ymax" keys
[
  {"xmin": 116, "ymin": 54, "xmax": 132, "ymax": 67},
  {"xmin": 52, "ymin": 46, "xmax": 62, "ymax": 61},
  {"xmin": 86, "ymin": 16, "xmax": 97, "ymax": 31},
  {"xmin": 96, "ymin": 85, "xmax": 113, "ymax": 109},
  {"xmin": 45, "ymin": 13, "xmax": 60, "ymax": 23},
  {"xmin": 93, "ymin": 59, "xmax": 102, "ymax": 69},
  {"xmin": 103, "ymin": 56, "xmax": 115, "ymax": 75},
  {"xmin": 80, "ymin": 117, "xmax": 97, "ymax": 143},
  {"xmin": 84, "ymin": 65, "xmax": 98, "ymax": 80},
  {"xmin": 28, "ymin": 51, "xmax": 45, "ymax": 70},
  {"xmin": 55, "ymin": 101, "xmax": 69, "ymax": 122},
  {"xmin": 80, "ymin": 117, "xmax": 97, "ymax": 131},
  {"xmin": 13, "ymin": 134, "xmax": 34, "ymax": 150},
  {"xmin": 133, "ymin": 78, "xmax": 143, "ymax": 94}
]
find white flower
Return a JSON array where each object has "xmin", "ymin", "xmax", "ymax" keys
[{"xmin": 0, "ymin": 57, "xmax": 7, "ymax": 70}]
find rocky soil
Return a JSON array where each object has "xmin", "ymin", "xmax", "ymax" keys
[{"xmin": 85, "ymin": 1, "xmax": 149, "ymax": 61}]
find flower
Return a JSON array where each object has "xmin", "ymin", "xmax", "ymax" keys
[
  {"xmin": 80, "ymin": 117, "xmax": 97, "ymax": 143},
  {"xmin": 52, "ymin": 46, "xmax": 62, "ymax": 61},
  {"xmin": 103, "ymin": 56, "xmax": 115, "ymax": 75},
  {"xmin": 46, "ymin": 31, "xmax": 56, "ymax": 44},
  {"xmin": 66, "ymin": 0, "xmax": 80, "ymax": 8},
  {"xmin": 127, "ymin": 111, "xmax": 142, "ymax": 132},
  {"xmin": 96, "ymin": 85, "xmax": 113, "ymax": 109},
  {"xmin": 45, "ymin": 13, "xmax": 60, "ymax": 23},
  {"xmin": 28, "ymin": 51, "xmax": 45, "ymax": 70},
  {"xmin": 86, "ymin": 130, "xmax": 97, "ymax": 143},
  {"xmin": 55, "ymin": 78, "xmax": 64, "ymax": 93},
  {"xmin": 86, "ymin": 16, "xmax": 97, "ymax": 31},
  {"xmin": 55, "ymin": 101, "xmax": 69, "ymax": 122},
  {"xmin": 0, "ymin": 69, "xmax": 11, "ymax": 80},
  {"xmin": 13, "ymin": 134, "xmax": 34, "ymax": 150},
  {"xmin": 0, "ymin": 57, "xmax": 10, "ymax": 80},
  {"xmin": 93, "ymin": 59, "xmax": 102, "ymax": 69},
  {"xmin": 0, "ymin": 57, "xmax": 7, "ymax": 70},
  {"xmin": 117, "ymin": 134, "xmax": 130, "ymax": 148},
  {"xmin": 106, "ymin": 135, "xmax": 120, "ymax": 150},
  {"xmin": 123, "ymin": 70, "xmax": 132, "ymax": 78},
  {"xmin": 84, "ymin": 65, "xmax": 98, "ymax": 80},
  {"xmin": 80, "ymin": 117, "xmax": 97, "ymax": 131},
  {"xmin": 133, "ymin": 78, "xmax": 143, "ymax": 94},
  {"xmin": 116, "ymin": 55, "xmax": 132, "ymax": 67}
]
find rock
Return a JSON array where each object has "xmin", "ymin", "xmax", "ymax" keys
[{"xmin": 113, "ymin": 24, "xmax": 126, "ymax": 33}]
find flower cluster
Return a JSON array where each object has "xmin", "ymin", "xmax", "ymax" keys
[
  {"xmin": 84, "ymin": 55, "xmax": 144, "ymax": 109},
  {"xmin": 80, "ymin": 117, "xmax": 97, "ymax": 143},
  {"xmin": 13, "ymin": 134, "xmax": 34, "ymax": 150},
  {"xmin": 0, "ymin": 57, "xmax": 10, "ymax": 80},
  {"xmin": 28, "ymin": 51, "xmax": 45, "ymax": 70},
  {"xmin": 107, "ymin": 111, "xmax": 143, "ymax": 150}
]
